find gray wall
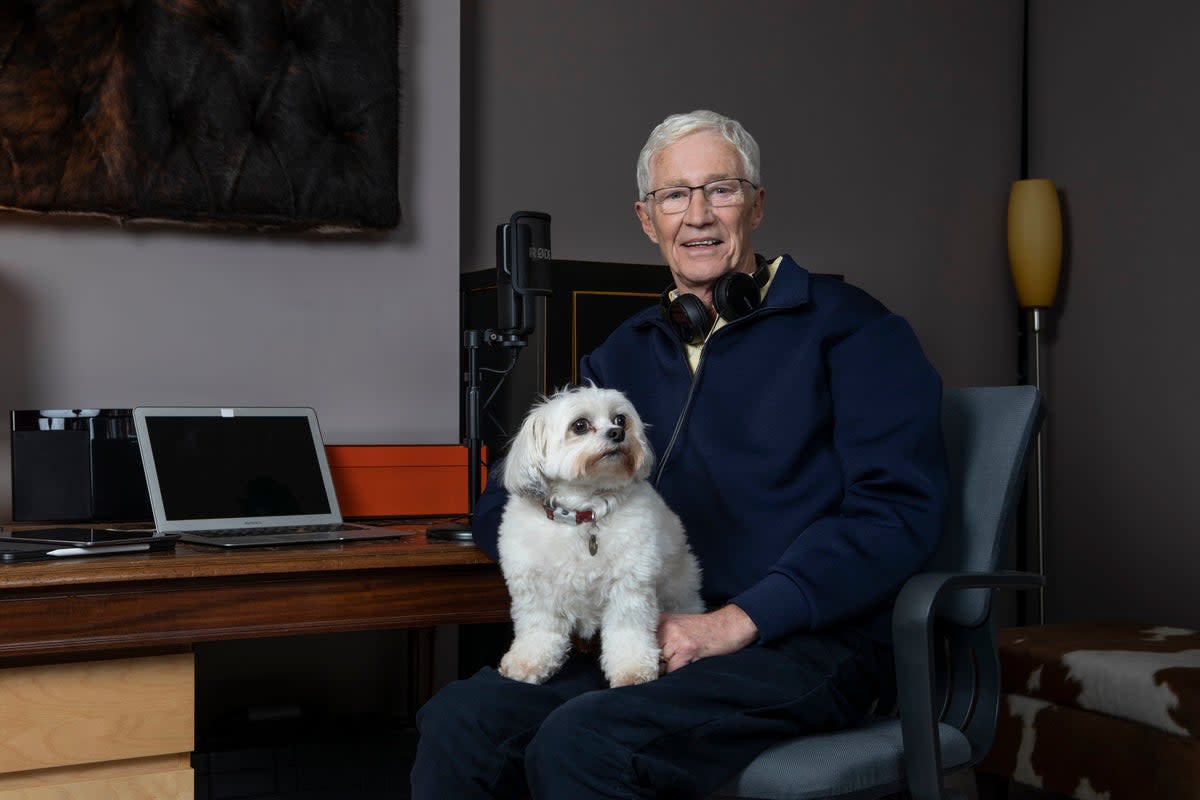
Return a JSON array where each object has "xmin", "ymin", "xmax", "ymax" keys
[
  {"xmin": 464, "ymin": 0, "xmax": 1024, "ymax": 391},
  {"xmin": 1031, "ymin": 1, "xmax": 1200, "ymax": 626},
  {"xmin": 0, "ymin": 0, "xmax": 461, "ymax": 521}
]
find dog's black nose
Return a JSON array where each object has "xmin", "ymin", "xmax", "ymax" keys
[{"xmin": 606, "ymin": 427, "xmax": 625, "ymax": 443}]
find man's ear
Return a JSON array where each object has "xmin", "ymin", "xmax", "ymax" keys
[
  {"xmin": 635, "ymin": 201, "xmax": 659, "ymax": 244},
  {"xmin": 749, "ymin": 187, "xmax": 766, "ymax": 231}
]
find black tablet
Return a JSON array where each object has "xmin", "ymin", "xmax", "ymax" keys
[
  {"xmin": 0, "ymin": 540, "xmax": 57, "ymax": 562},
  {"xmin": 6, "ymin": 527, "xmax": 173, "ymax": 547}
]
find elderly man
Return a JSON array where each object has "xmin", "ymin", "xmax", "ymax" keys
[{"xmin": 411, "ymin": 109, "xmax": 948, "ymax": 799}]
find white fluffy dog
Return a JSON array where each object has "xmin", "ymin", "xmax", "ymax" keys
[{"xmin": 497, "ymin": 386, "xmax": 703, "ymax": 687}]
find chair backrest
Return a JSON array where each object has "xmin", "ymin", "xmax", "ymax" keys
[
  {"xmin": 710, "ymin": 386, "xmax": 1044, "ymax": 800},
  {"xmin": 930, "ymin": 386, "xmax": 1043, "ymax": 628}
]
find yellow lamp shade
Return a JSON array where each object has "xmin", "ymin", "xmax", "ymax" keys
[{"xmin": 1007, "ymin": 178, "xmax": 1063, "ymax": 308}]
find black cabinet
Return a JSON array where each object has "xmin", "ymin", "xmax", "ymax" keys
[
  {"xmin": 460, "ymin": 259, "xmax": 670, "ymax": 463},
  {"xmin": 10, "ymin": 408, "xmax": 152, "ymax": 522}
]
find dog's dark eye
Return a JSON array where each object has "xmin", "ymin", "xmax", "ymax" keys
[
  {"xmin": 613, "ymin": 414, "xmax": 627, "ymax": 429},
  {"xmin": 571, "ymin": 418, "xmax": 590, "ymax": 435}
]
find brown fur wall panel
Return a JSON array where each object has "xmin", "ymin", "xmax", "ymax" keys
[{"xmin": 0, "ymin": 0, "xmax": 399, "ymax": 229}]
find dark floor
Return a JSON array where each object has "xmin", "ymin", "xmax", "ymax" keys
[{"xmin": 957, "ymin": 770, "xmax": 1072, "ymax": 800}]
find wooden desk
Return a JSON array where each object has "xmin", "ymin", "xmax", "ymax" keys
[{"xmin": 0, "ymin": 530, "xmax": 508, "ymax": 800}]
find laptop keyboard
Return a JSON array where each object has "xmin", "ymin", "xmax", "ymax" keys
[{"xmin": 190, "ymin": 524, "xmax": 361, "ymax": 538}]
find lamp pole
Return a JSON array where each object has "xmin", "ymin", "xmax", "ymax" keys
[
  {"xmin": 1026, "ymin": 308, "xmax": 1048, "ymax": 625},
  {"xmin": 1008, "ymin": 177, "xmax": 1062, "ymax": 626}
]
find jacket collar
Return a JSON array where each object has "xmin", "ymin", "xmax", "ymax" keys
[{"xmin": 758, "ymin": 253, "xmax": 811, "ymax": 310}]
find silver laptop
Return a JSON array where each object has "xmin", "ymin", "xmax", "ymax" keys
[{"xmin": 133, "ymin": 406, "xmax": 414, "ymax": 547}]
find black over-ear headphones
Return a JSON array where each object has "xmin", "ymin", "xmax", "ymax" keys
[{"xmin": 660, "ymin": 255, "xmax": 771, "ymax": 345}]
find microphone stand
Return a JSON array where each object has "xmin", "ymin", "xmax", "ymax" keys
[{"xmin": 427, "ymin": 328, "xmax": 526, "ymax": 541}]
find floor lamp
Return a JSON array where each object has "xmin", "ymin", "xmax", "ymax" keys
[{"xmin": 1007, "ymin": 178, "xmax": 1062, "ymax": 625}]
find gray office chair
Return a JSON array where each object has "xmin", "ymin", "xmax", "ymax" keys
[{"xmin": 715, "ymin": 385, "xmax": 1045, "ymax": 800}]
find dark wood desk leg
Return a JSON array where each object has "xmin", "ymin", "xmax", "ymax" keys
[{"xmin": 407, "ymin": 627, "xmax": 437, "ymax": 715}]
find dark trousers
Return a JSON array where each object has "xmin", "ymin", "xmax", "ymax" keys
[{"xmin": 411, "ymin": 628, "xmax": 892, "ymax": 799}]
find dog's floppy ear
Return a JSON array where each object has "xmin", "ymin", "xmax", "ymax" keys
[
  {"xmin": 629, "ymin": 412, "xmax": 655, "ymax": 481},
  {"xmin": 502, "ymin": 403, "xmax": 551, "ymax": 498}
]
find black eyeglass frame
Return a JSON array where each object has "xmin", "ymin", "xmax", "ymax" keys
[{"xmin": 642, "ymin": 177, "xmax": 759, "ymax": 207}]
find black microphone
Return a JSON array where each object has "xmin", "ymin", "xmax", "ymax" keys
[
  {"xmin": 494, "ymin": 211, "xmax": 552, "ymax": 345},
  {"xmin": 427, "ymin": 211, "xmax": 552, "ymax": 543}
]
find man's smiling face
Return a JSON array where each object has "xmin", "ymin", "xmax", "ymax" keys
[{"xmin": 635, "ymin": 129, "xmax": 765, "ymax": 306}]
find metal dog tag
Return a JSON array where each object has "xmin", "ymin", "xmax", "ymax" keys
[{"xmin": 588, "ymin": 529, "xmax": 598, "ymax": 556}]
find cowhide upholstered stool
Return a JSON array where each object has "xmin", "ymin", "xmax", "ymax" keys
[{"xmin": 976, "ymin": 623, "xmax": 1200, "ymax": 799}]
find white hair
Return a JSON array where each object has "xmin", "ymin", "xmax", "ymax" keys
[{"xmin": 636, "ymin": 109, "xmax": 761, "ymax": 198}]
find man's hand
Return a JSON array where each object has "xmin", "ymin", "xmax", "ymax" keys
[{"xmin": 657, "ymin": 604, "xmax": 759, "ymax": 674}]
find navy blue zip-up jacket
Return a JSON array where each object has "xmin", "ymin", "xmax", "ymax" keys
[{"xmin": 472, "ymin": 254, "xmax": 948, "ymax": 645}]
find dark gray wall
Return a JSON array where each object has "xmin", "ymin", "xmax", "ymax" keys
[
  {"xmin": 464, "ymin": 0, "xmax": 1024, "ymax": 391},
  {"xmin": 469, "ymin": 1, "xmax": 1200, "ymax": 629},
  {"xmin": 1031, "ymin": 1, "xmax": 1200, "ymax": 626}
]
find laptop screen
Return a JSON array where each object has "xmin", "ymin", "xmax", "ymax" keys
[
  {"xmin": 134, "ymin": 407, "xmax": 343, "ymax": 532},
  {"xmin": 145, "ymin": 416, "xmax": 331, "ymax": 520}
]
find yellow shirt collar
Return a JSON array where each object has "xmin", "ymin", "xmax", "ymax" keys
[{"xmin": 683, "ymin": 255, "xmax": 782, "ymax": 372}]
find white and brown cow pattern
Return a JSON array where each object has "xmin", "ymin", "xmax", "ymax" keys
[
  {"xmin": 982, "ymin": 696, "xmax": 1200, "ymax": 799},
  {"xmin": 995, "ymin": 623, "xmax": 1200, "ymax": 737},
  {"xmin": 978, "ymin": 623, "xmax": 1200, "ymax": 799}
]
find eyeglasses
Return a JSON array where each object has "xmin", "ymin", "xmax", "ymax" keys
[{"xmin": 644, "ymin": 178, "xmax": 757, "ymax": 215}]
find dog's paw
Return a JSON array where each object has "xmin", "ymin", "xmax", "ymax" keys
[
  {"xmin": 600, "ymin": 631, "xmax": 661, "ymax": 687},
  {"xmin": 607, "ymin": 663, "xmax": 659, "ymax": 687},
  {"xmin": 499, "ymin": 651, "xmax": 557, "ymax": 685}
]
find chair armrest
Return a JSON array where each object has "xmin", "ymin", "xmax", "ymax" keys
[{"xmin": 892, "ymin": 570, "xmax": 1045, "ymax": 800}]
